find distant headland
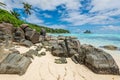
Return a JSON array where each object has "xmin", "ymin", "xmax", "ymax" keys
[{"xmin": 84, "ymin": 30, "xmax": 92, "ymax": 34}]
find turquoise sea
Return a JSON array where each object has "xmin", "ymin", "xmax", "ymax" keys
[{"xmin": 50, "ymin": 33, "xmax": 120, "ymax": 48}]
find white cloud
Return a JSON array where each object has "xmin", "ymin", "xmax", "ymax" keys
[
  {"xmin": 0, "ymin": 0, "xmax": 5, "ymax": 2},
  {"xmin": 0, "ymin": 0, "xmax": 23, "ymax": 11},
  {"xmin": 62, "ymin": 11, "xmax": 117, "ymax": 26},
  {"xmin": 91, "ymin": 0, "xmax": 120, "ymax": 12},
  {"xmin": 61, "ymin": 0, "xmax": 120, "ymax": 26},
  {"xmin": 23, "ymin": 0, "xmax": 81, "ymax": 10},
  {"xmin": 48, "ymin": 24, "xmax": 67, "ymax": 29},
  {"xmin": 74, "ymin": 29, "xmax": 82, "ymax": 33},
  {"xmin": 58, "ymin": 10, "xmax": 62, "ymax": 14},
  {"xmin": 1, "ymin": 0, "xmax": 120, "ymax": 27},
  {"xmin": 1, "ymin": 0, "xmax": 81, "ymax": 26},
  {"xmin": 26, "ymin": 12, "xmax": 44, "ymax": 25},
  {"xmin": 43, "ymin": 13, "xmax": 52, "ymax": 18},
  {"xmin": 100, "ymin": 25, "xmax": 120, "ymax": 31},
  {"xmin": 64, "ymin": 0, "xmax": 81, "ymax": 10}
]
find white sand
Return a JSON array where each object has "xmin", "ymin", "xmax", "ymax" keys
[{"xmin": 0, "ymin": 46, "xmax": 120, "ymax": 80}]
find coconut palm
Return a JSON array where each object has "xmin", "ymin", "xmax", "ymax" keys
[
  {"xmin": 10, "ymin": 10, "xmax": 20, "ymax": 19},
  {"xmin": 22, "ymin": 2, "xmax": 32, "ymax": 15},
  {"xmin": 0, "ymin": 2, "xmax": 6, "ymax": 8}
]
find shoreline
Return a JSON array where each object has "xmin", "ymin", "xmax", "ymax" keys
[
  {"xmin": 0, "ymin": 22, "xmax": 120, "ymax": 80},
  {"xmin": 49, "ymin": 33, "xmax": 120, "ymax": 48},
  {"xmin": 0, "ymin": 5, "xmax": 120, "ymax": 80},
  {"xmin": 0, "ymin": 43, "xmax": 120, "ymax": 80}
]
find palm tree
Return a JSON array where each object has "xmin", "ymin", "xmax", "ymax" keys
[
  {"xmin": 10, "ymin": 10, "xmax": 20, "ymax": 19},
  {"xmin": 22, "ymin": 2, "xmax": 32, "ymax": 15},
  {"xmin": 0, "ymin": 2, "xmax": 6, "ymax": 8}
]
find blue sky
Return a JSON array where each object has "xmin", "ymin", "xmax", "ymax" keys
[{"xmin": 1, "ymin": 0, "xmax": 120, "ymax": 33}]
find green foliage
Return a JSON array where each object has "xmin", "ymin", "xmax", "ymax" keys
[
  {"xmin": 0, "ymin": 9, "xmax": 24, "ymax": 27},
  {"xmin": 0, "ymin": 9, "xmax": 70, "ymax": 33},
  {"xmin": 22, "ymin": 2, "xmax": 32, "ymax": 15},
  {"xmin": 28, "ymin": 23, "xmax": 70, "ymax": 33},
  {"xmin": 10, "ymin": 10, "xmax": 20, "ymax": 19}
]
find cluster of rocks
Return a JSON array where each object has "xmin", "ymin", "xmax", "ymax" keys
[
  {"xmin": 0, "ymin": 22, "xmax": 45, "ymax": 48},
  {"xmin": 0, "ymin": 43, "xmax": 46, "ymax": 75},
  {"xmin": 0, "ymin": 22, "xmax": 47, "ymax": 75},
  {"xmin": 48, "ymin": 35, "xmax": 120, "ymax": 75},
  {"xmin": 0, "ymin": 22, "xmax": 119, "ymax": 75},
  {"xmin": 23, "ymin": 48, "xmax": 46, "ymax": 59}
]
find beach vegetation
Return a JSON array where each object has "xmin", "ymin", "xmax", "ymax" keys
[
  {"xmin": 10, "ymin": 10, "xmax": 20, "ymax": 19},
  {"xmin": 0, "ymin": 9, "xmax": 69, "ymax": 33},
  {"xmin": 22, "ymin": 2, "xmax": 32, "ymax": 15}
]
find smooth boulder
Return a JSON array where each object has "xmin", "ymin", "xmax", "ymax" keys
[
  {"xmin": 13, "ymin": 28, "xmax": 25, "ymax": 42},
  {"xmin": 75, "ymin": 44, "xmax": 120, "ymax": 75},
  {"xmin": 25, "ymin": 27, "xmax": 40, "ymax": 44},
  {"xmin": 0, "ymin": 22, "xmax": 14, "ymax": 35},
  {"xmin": 101, "ymin": 45, "xmax": 118, "ymax": 50},
  {"xmin": 0, "ymin": 51, "xmax": 31, "ymax": 75},
  {"xmin": 20, "ymin": 39, "xmax": 33, "ymax": 47},
  {"xmin": 51, "ymin": 37, "xmax": 80, "ymax": 57}
]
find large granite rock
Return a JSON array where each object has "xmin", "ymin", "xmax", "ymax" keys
[
  {"xmin": 20, "ymin": 24, "xmax": 41, "ymax": 44},
  {"xmin": 20, "ymin": 39, "xmax": 33, "ymax": 47},
  {"xmin": 51, "ymin": 36, "xmax": 120, "ymax": 75},
  {"xmin": 24, "ymin": 27, "xmax": 40, "ymax": 44},
  {"xmin": 0, "ymin": 32, "xmax": 13, "ymax": 49},
  {"xmin": 20, "ymin": 24, "xmax": 29, "ymax": 32},
  {"xmin": 0, "ymin": 23, "xmax": 42, "ymax": 44},
  {"xmin": 23, "ymin": 49, "xmax": 38, "ymax": 59},
  {"xmin": 75, "ymin": 44, "xmax": 120, "ymax": 75},
  {"xmin": 0, "ymin": 51, "xmax": 31, "ymax": 75},
  {"xmin": 0, "ymin": 31, "xmax": 5, "ymax": 41},
  {"xmin": 13, "ymin": 28, "xmax": 25, "ymax": 42},
  {"xmin": 51, "ymin": 37, "xmax": 80, "ymax": 57},
  {"xmin": 0, "ymin": 23, "xmax": 14, "ymax": 42},
  {"xmin": 0, "ymin": 22, "xmax": 14, "ymax": 35},
  {"xmin": 0, "ymin": 46, "xmax": 9, "ymax": 63}
]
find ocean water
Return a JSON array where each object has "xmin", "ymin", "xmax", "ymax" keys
[{"xmin": 50, "ymin": 33, "xmax": 120, "ymax": 48}]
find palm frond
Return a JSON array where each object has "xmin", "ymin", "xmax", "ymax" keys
[
  {"xmin": 22, "ymin": 2, "xmax": 32, "ymax": 15},
  {"xmin": 10, "ymin": 10, "xmax": 20, "ymax": 19},
  {"xmin": 0, "ymin": 2, "xmax": 6, "ymax": 7}
]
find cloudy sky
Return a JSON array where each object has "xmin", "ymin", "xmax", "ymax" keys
[{"xmin": 1, "ymin": 0, "xmax": 120, "ymax": 33}]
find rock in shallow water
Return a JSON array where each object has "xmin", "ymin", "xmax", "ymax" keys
[{"xmin": 101, "ymin": 45, "xmax": 118, "ymax": 50}]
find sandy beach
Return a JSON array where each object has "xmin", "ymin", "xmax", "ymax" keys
[
  {"xmin": 0, "ymin": 45, "xmax": 120, "ymax": 80},
  {"xmin": 0, "ymin": 0, "xmax": 120, "ymax": 80}
]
